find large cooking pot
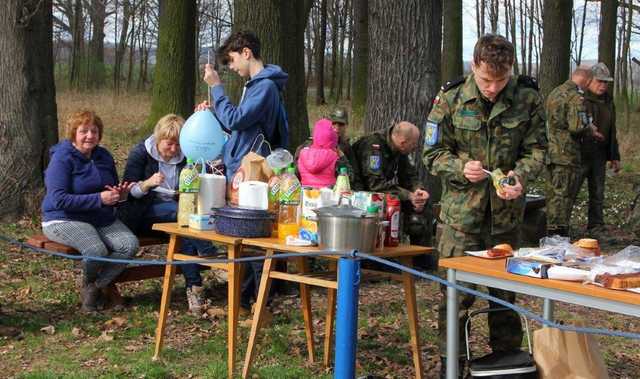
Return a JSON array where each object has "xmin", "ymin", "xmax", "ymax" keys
[{"xmin": 313, "ymin": 199, "xmax": 379, "ymax": 253}]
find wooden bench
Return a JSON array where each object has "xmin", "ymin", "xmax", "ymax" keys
[{"xmin": 25, "ymin": 233, "xmax": 179, "ymax": 284}]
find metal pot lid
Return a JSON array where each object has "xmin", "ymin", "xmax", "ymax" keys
[{"xmin": 314, "ymin": 203, "xmax": 371, "ymax": 218}]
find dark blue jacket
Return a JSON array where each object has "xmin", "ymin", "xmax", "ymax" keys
[
  {"xmin": 210, "ymin": 64, "xmax": 288, "ymax": 180},
  {"xmin": 42, "ymin": 139, "xmax": 118, "ymax": 227}
]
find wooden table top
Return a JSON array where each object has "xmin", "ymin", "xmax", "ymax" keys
[
  {"xmin": 152, "ymin": 223, "xmax": 242, "ymax": 245},
  {"xmin": 439, "ymin": 256, "xmax": 640, "ymax": 306},
  {"xmin": 241, "ymin": 237, "xmax": 433, "ymax": 259}
]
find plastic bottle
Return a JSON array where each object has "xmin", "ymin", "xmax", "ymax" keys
[
  {"xmin": 385, "ymin": 194, "xmax": 401, "ymax": 247},
  {"xmin": 277, "ymin": 166, "xmax": 301, "ymax": 242},
  {"xmin": 333, "ymin": 166, "xmax": 351, "ymax": 197},
  {"xmin": 268, "ymin": 168, "xmax": 283, "ymax": 237},
  {"xmin": 178, "ymin": 159, "xmax": 200, "ymax": 227}
]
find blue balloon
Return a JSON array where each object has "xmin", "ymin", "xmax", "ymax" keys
[{"xmin": 180, "ymin": 110, "xmax": 226, "ymax": 161}]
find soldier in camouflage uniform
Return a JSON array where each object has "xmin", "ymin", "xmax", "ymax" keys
[
  {"xmin": 351, "ymin": 122, "xmax": 432, "ymax": 247},
  {"xmin": 545, "ymin": 67, "xmax": 599, "ymax": 236},
  {"xmin": 423, "ymin": 34, "xmax": 546, "ymax": 377},
  {"xmin": 575, "ymin": 63, "xmax": 621, "ymax": 233}
]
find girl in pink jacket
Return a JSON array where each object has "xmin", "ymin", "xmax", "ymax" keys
[{"xmin": 298, "ymin": 119, "xmax": 339, "ymax": 188}]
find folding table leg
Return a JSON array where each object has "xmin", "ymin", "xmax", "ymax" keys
[
  {"xmin": 323, "ymin": 260, "xmax": 338, "ymax": 367},
  {"xmin": 295, "ymin": 256, "xmax": 315, "ymax": 363},
  {"xmin": 399, "ymin": 257, "xmax": 423, "ymax": 379},
  {"xmin": 242, "ymin": 249, "xmax": 276, "ymax": 379},
  {"xmin": 153, "ymin": 235, "xmax": 179, "ymax": 360},
  {"xmin": 227, "ymin": 242, "xmax": 241, "ymax": 379}
]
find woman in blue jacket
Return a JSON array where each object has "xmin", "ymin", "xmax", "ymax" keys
[{"xmin": 41, "ymin": 110, "xmax": 138, "ymax": 313}]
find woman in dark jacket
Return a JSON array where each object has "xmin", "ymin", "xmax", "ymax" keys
[
  {"xmin": 118, "ymin": 114, "xmax": 215, "ymax": 315},
  {"xmin": 42, "ymin": 110, "xmax": 138, "ymax": 313}
]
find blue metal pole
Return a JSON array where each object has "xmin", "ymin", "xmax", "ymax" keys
[{"xmin": 334, "ymin": 254, "xmax": 361, "ymax": 379}]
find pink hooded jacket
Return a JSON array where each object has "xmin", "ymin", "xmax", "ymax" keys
[{"xmin": 298, "ymin": 119, "xmax": 339, "ymax": 188}]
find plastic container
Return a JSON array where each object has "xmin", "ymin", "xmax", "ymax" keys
[
  {"xmin": 385, "ymin": 194, "xmax": 401, "ymax": 247},
  {"xmin": 278, "ymin": 166, "xmax": 301, "ymax": 242},
  {"xmin": 178, "ymin": 158, "xmax": 200, "ymax": 227},
  {"xmin": 333, "ymin": 166, "xmax": 351, "ymax": 197}
]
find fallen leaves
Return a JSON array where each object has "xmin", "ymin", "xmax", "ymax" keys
[{"xmin": 40, "ymin": 325, "xmax": 55, "ymax": 335}]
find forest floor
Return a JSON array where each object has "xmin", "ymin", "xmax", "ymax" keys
[{"xmin": 0, "ymin": 91, "xmax": 639, "ymax": 378}]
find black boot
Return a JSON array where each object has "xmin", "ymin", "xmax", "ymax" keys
[
  {"xmin": 81, "ymin": 283, "xmax": 100, "ymax": 313},
  {"xmin": 439, "ymin": 356, "xmax": 466, "ymax": 379}
]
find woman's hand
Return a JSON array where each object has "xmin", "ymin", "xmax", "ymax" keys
[
  {"xmin": 100, "ymin": 189, "xmax": 120, "ymax": 205},
  {"xmin": 141, "ymin": 173, "xmax": 164, "ymax": 192}
]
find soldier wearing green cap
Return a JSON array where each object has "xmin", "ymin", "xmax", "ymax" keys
[
  {"xmin": 545, "ymin": 66, "xmax": 600, "ymax": 237},
  {"xmin": 329, "ymin": 108, "xmax": 358, "ymax": 177},
  {"xmin": 574, "ymin": 62, "xmax": 620, "ymax": 234},
  {"xmin": 423, "ymin": 34, "xmax": 546, "ymax": 377}
]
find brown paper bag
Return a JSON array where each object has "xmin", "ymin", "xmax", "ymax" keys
[
  {"xmin": 533, "ymin": 325, "xmax": 609, "ymax": 379},
  {"xmin": 228, "ymin": 152, "xmax": 274, "ymax": 205}
]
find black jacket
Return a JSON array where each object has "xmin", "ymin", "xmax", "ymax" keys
[{"xmin": 117, "ymin": 140, "xmax": 186, "ymax": 233}]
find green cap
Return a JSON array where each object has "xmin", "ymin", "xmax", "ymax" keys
[
  {"xmin": 339, "ymin": 167, "xmax": 348, "ymax": 174},
  {"xmin": 186, "ymin": 158, "xmax": 194, "ymax": 164},
  {"xmin": 366, "ymin": 205, "xmax": 379, "ymax": 214},
  {"xmin": 287, "ymin": 166, "xmax": 296, "ymax": 174}
]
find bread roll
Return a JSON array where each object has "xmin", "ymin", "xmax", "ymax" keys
[{"xmin": 573, "ymin": 238, "xmax": 600, "ymax": 256}]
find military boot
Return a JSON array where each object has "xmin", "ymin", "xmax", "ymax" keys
[
  {"xmin": 81, "ymin": 283, "xmax": 100, "ymax": 313},
  {"xmin": 186, "ymin": 285, "xmax": 205, "ymax": 315}
]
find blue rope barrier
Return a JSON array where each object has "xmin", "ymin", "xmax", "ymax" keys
[
  {"xmin": 2, "ymin": 233, "xmax": 639, "ymax": 340},
  {"xmin": 357, "ymin": 252, "xmax": 640, "ymax": 340}
]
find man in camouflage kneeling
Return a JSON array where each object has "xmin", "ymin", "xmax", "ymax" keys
[{"xmin": 423, "ymin": 34, "xmax": 547, "ymax": 378}]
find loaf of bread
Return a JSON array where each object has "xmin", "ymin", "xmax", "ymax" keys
[
  {"xmin": 595, "ymin": 272, "xmax": 640, "ymax": 289},
  {"xmin": 487, "ymin": 243, "xmax": 513, "ymax": 258},
  {"xmin": 573, "ymin": 238, "xmax": 600, "ymax": 256}
]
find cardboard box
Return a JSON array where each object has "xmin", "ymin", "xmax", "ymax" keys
[{"xmin": 506, "ymin": 257, "xmax": 551, "ymax": 279}]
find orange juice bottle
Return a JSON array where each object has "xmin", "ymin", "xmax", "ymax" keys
[{"xmin": 277, "ymin": 166, "xmax": 301, "ymax": 242}]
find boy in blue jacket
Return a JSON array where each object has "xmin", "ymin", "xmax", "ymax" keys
[
  {"xmin": 199, "ymin": 30, "xmax": 288, "ymax": 181},
  {"xmin": 197, "ymin": 31, "xmax": 289, "ymax": 315}
]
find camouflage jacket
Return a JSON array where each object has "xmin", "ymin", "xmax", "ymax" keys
[
  {"xmin": 351, "ymin": 126, "xmax": 423, "ymax": 200},
  {"xmin": 423, "ymin": 74, "xmax": 547, "ymax": 234},
  {"xmin": 546, "ymin": 79, "xmax": 590, "ymax": 166}
]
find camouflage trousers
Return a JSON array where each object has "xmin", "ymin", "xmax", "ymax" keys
[
  {"xmin": 545, "ymin": 164, "xmax": 581, "ymax": 235},
  {"xmin": 435, "ymin": 223, "xmax": 523, "ymax": 357}
]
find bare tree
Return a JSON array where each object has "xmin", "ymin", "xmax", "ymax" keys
[
  {"xmin": 315, "ymin": 0, "xmax": 328, "ymax": 105},
  {"xmin": 442, "ymin": 0, "xmax": 463, "ymax": 82},
  {"xmin": 351, "ymin": 0, "xmax": 367, "ymax": 114},
  {"xmin": 598, "ymin": 0, "xmax": 618, "ymax": 85}
]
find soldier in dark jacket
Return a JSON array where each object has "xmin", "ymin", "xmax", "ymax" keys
[
  {"xmin": 576, "ymin": 62, "xmax": 621, "ymax": 233},
  {"xmin": 423, "ymin": 34, "xmax": 546, "ymax": 377},
  {"xmin": 545, "ymin": 67, "xmax": 599, "ymax": 236},
  {"xmin": 351, "ymin": 122, "xmax": 431, "ymax": 247}
]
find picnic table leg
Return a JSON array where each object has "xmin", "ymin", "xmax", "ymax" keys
[
  {"xmin": 446, "ymin": 268, "xmax": 459, "ymax": 379},
  {"xmin": 227, "ymin": 242, "xmax": 242, "ymax": 379},
  {"xmin": 323, "ymin": 260, "xmax": 337, "ymax": 367},
  {"xmin": 242, "ymin": 249, "xmax": 276, "ymax": 379},
  {"xmin": 399, "ymin": 257, "xmax": 423, "ymax": 379},
  {"xmin": 543, "ymin": 298, "xmax": 554, "ymax": 321},
  {"xmin": 295, "ymin": 256, "xmax": 315, "ymax": 363},
  {"xmin": 153, "ymin": 235, "xmax": 179, "ymax": 361}
]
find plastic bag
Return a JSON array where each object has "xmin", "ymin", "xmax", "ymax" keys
[
  {"xmin": 601, "ymin": 245, "xmax": 640, "ymax": 269},
  {"xmin": 266, "ymin": 148, "xmax": 293, "ymax": 170}
]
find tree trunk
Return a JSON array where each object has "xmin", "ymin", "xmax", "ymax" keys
[
  {"xmin": 315, "ymin": 0, "xmax": 328, "ymax": 105},
  {"xmin": 508, "ymin": 0, "xmax": 519, "ymax": 74},
  {"xmin": 114, "ymin": 0, "xmax": 132, "ymax": 94},
  {"xmin": 442, "ymin": 0, "xmax": 463, "ymax": 82},
  {"xmin": 577, "ymin": 0, "xmax": 587, "ymax": 65},
  {"xmin": 598, "ymin": 0, "xmax": 617, "ymax": 86},
  {"xmin": 329, "ymin": 0, "xmax": 339, "ymax": 100},
  {"xmin": 539, "ymin": 0, "xmax": 572, "ymax": 98},
  {"xmin": 345, "ymin": 2, "xmax": 353, "ymax": 100},
  {"xmin": 69, "ymin": 0, "xmax": 85, "ymax": 88},
  {"xmin": 527, "ymin": 0, "xmax": 534, "ymax": 75},
  {"xmin": 351, "ymin": 0, "xmax": 368, "ymax": 114},
  {"xmin": 0, "ymin": 0, "xmax": 58, "ymax": 220},
  {"xmin": 336, "ymin": 0, "xmax": 348, "ymax": 102},
  {"xmin": 519, "ymin": 0, "xmax": 527, "ymax": 75},
  {"xmin": 305, "ymin": 14, "xmax": 313, "ymax": 89},
  {"xmin": 126, "ymin": 13, "xmax": 136, "ymax": 91},
  {"xmin": 366, "ymin": 0, "xmax": 442, "ymax": 132},
  {"xmin": 147, "ymin": 0, "xmax": 197, "ymax": 127},
  {"xmin": 87, "ymin": 0, "xmax": 106, "ymax": 89},
  {"xmin": 233, "ymin": 0, "xmax": 313, "ymax": 149}
]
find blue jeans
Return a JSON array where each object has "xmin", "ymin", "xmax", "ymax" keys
[{"xmin": 144, "ymin": 200, "xmax": 217, "ymax": 288}]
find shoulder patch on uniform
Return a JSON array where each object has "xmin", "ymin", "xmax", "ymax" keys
[
  {"xmin": 424, "ymin": 121, "xmax": 439, "ymax": 146},
  {"xmin": 441, "ymin": 76, "xmax": 466, "ymax": 92},
  {"xmin": 368, "ymin": 154, "xmax": 381, "ymax": 172},
  {"xmin": 518, "ymin": 75, "xmax": 539, "ymax": 91}
]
